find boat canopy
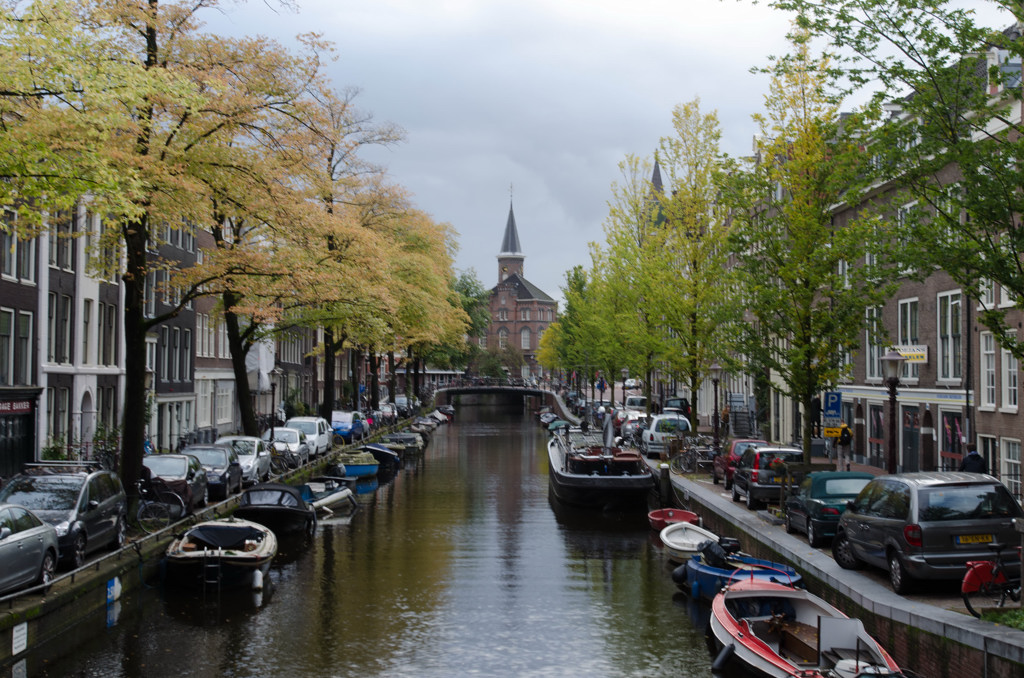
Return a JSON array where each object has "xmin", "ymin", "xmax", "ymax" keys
[
  {"xmin": 239, "ymin": 482, "xmax": 309, "ymax": 509},
  {"xmin": 185, "ymin": 522, "xmax": 268, "ymax": 550}
]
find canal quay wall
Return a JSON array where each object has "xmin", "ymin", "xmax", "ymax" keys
[
  {"xmin": 0, "ymin": 430, "xmax": 404, "ymax": 671},
  {"xmin": 669, "ymin": 472, "xmax": 1024, "ymax": 678}
]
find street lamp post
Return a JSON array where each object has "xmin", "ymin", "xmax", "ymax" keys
[
  {"xmin": 880, "ymin": 349, "xmax": 906, "ymax": 474},
  {"xmin": 621, "ymin": 367, "xmax": 629, "ymax": 410},
  {"xmin": 709, "ymin": 362, "xmax": 722, "ymax": 452},
  {"xmin": 270, "ymin": 365, "xmax": 284, "ymax": 437}
]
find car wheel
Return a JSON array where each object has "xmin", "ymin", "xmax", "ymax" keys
[
  {"xmin": 832, "ymin": 532, "xmax": 862, "ymax": 570},
  {"xmin": 806, "ymin": 521, "xmax": 823, "ymax": 548},
  {"xmin": 784, "ymin": 511, "xmax": 795, "ymax": 534},
  {"xmin": 745, "ymin": 487, "xmax": 760, "ymax": 510},
  {"xmin": 37, "ymin": 551, "xmax": 56, "ymax": 588},
  {"xmin": 712, "ymin": 468, "xmax": 720, "ymax": 485},
  {"xmin": 69, "ymin": 533, "xmax": 86, "ymax": 569},
  {"xmin": 731, "ymin": 484, "xmax": 740, "ymax": 502},
  {"xmin": 199, "ymin": 485, "xmax": 209, "ymax": 508},
  {"xmin": 888, "ymin": 550, "xmax": 913, "ymax": 594},
  {"xmin": 110, "ymin": 516, "xmax": 126, "ymax": 551},
  {"xmin": 724, "ymin": 476, "xmax": 732, "ymax": 490}
]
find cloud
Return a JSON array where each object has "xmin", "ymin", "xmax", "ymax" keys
[{"xmin": 206, "ymin": 0, "xmax": 798, "ymax": 303}]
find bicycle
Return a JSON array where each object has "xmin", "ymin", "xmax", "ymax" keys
[
  {"xmin": 136, "ymin": 478, "xmax": 187, "ymax": 534},
  {"xmin": 961, "ymin": 542, "xmax": 1022, "ymax": 618}
]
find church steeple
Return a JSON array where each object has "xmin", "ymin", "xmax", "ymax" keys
[{"xmin": 497, "ymin": 200, "xmax": 524, "ymax": 282}]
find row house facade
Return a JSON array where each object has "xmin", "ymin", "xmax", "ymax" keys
[{"xmin": 752, "ymin": 46, "xmax": 1024, "ymax": 500}]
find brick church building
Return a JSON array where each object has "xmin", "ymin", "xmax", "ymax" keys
[{"xmin": 485, "ymin": 202, "xmax": 558, "ymax": 380}]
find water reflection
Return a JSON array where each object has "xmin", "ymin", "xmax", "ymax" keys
[{"xmin": 22, "ymin": 401, "xmax": 716, "ymax": 677}]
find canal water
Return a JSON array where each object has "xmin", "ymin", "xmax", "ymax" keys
[{"xmin": 25, "ymin": 401, "xmax": 716, "ymax": 677}]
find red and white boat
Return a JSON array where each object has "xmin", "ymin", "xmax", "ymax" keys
[
  {"xmin": 647, "ymin": 507, "xmax": 699, "ymax": 532},
  {"xmin": 707, "ymin": 577, "xmax": 904, "ymax": 678}
]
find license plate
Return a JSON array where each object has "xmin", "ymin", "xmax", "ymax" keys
[
  {"xmin": 956, "ymin": 534, "xmax": 993, "ymax": 545},
  {"xmin": 772, "ymin": 476, "xmax": 783, "ymax": 484}
]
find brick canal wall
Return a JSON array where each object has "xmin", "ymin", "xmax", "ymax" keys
[{"xmin": 669, "ymin": 474, "xmax": 1024, "ymax": 678}]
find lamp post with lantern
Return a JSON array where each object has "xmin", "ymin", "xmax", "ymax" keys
[
  {"xmin": 880, "ymin": 349, "xmax": 906, "ymax": 474},
  {"xmin": 621, "ymin": 367, "xmax": 629, "ymax": 411},
  {"xmin": 709, "ymin": 361, "xmax": 722, "ymax": 453}
]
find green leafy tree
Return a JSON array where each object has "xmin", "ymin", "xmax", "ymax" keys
[
  {"xmin": 725, "ymin": 29, "xmax": 894, "ymax": 461},
  {"xmin": 770, "ymin": 0, "xmax": 1024, "ymax": 359}
]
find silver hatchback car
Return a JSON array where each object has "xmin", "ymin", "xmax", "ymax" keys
[{"xmin": 832, "ymin": 471, "xmax": 1023, "ymax": 594}]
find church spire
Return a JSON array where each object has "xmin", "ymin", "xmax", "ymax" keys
[{"xmin": 497, "ymin": 198, "xmax": 524, "ymax": 282}]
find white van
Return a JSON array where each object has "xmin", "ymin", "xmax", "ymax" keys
[{"xmin": 284, "ymin": 416, "xmax": 332, "ymax": 457}]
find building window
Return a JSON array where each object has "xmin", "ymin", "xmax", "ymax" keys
[
  {"xmin": 498, "ymin": 328, "xmax": 508, "ymax": 350},
  {"xmin": 982, "ymin": 332, "xmax": 996, "ymax": 408},
  {"xmin": 520, "ymin": 327, "xmax": 531, "ymax": 350},
  {"xmin": 160, "ymin": 326, "xmax": 169, "ymax": 381},
  {"xmin": 898, "ymin": 298, "xmax": 919, "ymax": 380},
  {"xmin": 520, "ymin": 308, "xmax": 531, "ymax": 321},
  {"xmin": 172, "ymin": 327, "xmax": 180, "ymax": 381},
  {"xmin": 1002, "ymin": 333, "xmax": 1018, "ymax": 411},
  {"xmin": 1001, "ymin": 438, "xmax": 1021, "ymax": 498},
  {"xmin": 82, "ymin": 299, "xmax": 92, "ymax": 365},
  {"xmin": 47, "ymin": 294, "xmax": 56, "ymax": 362},
  {"xmin": 865, "ymin": 306, "xmax": 882, "ymax": 380},
  {"xmin": 937, "ymin": 291, "xmax": 961, "ymax": 381},
  {"xmin": 59, "ymin": 295, "xmax": 71, "ymax": 363},
  {"xmin": 0, "ymin": 310, "xmax": 11, "ymax": 385},
  {"xmin": 15, "ymin": 312, "xmax": 31, "ymax": 385},
  {"xmin": 183, "ymin": 329, "xmax": 191, "ymax": 381}
]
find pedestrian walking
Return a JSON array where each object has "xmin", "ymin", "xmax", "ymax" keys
[
  {"xmin": 837, "ymin": 422, "xmax": 852, "ymax": 471},
  {"xmin": 959, "ymin": 444, "xmax": 988, "ymax": 474}
]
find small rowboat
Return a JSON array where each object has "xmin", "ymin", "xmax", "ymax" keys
[
  {"xmin": 659, "ymin": 521, "xmax": 722, "ymax": 564},
  {"xmin": 648, "ymin": 507, "xmax": 699, "ymax": 532}
]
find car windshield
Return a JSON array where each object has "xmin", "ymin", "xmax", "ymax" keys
[
  {"xmin": 655, "ymin": 418, "xmax": 687, "ymax": 433},
  {"xmin": 758, "ymin": 452, "xmax": 801, "ymax": 468},
  {"xmin": 264, "ymin": 429, "xmax": 299, "ymax": 443},
  {"xmin": 0, "ymin": 475, "xmax": 83, "ymax": 511},
  {"xmin": 820, "ymin": 478, "xmax": 871, "ymax": 497},
  {"xmin": 188, "ymin": 447, "xmax": 228, "ymax": 467},
  {"xmin": 287, "ymin": 421, "xmax": 316, "ymax": 434},
  {"xmin": 144, "ymin": 456, "xmax": 187, "ymax": 478},
  {"xmin": 918, "ymin": 484, "xmax": 1024, "ymax": 521},
  {"xmin": 218, "ymin": 439, "xmax": 255, "ymax": 456}
]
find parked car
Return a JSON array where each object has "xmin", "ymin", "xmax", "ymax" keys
[
  {"xmin": 394, "ymin": 396, "xmax": 412, "ymax": 418},
  {"xmin": 663, "ymin": 396, "xmax": 691, "ymax": 417},
  {"xmin": 184, "ymin": 445, "xmax": 242, "ymax": 500},
  {"xmin": 730, "ymin": 445, "xmax": 805, "ymax": 510},
  {"xmin": 331, "ymin": 411, "xmax": 367, "ymax": 444},
  {"xmin": 143, "ymin": 453, "xmax": 209, "ymax": 513},
  {"xmin": 379, "ymin": 403, "xmax": 398, "ymax": 426},
  {"xmin": 261, "ymin": 427, "xmax": 311, "ymax": 466},
  {"xmin": 215, "ymin": 436, "xmax": 271, "ymax": 486},
  {"xmin": 640, "ymin": 413, "xmax": 691, "ymax": 459},
  {"xmin": 0, "ymin": 463, "xmax": 127, "ymax": 570},
  {"xmin": 284, "ymin": 416, "xmax": 332, "ymax": 457},
  {"xmin": 623, "ymin": 395, "xmax": 646, "ymax": 411},
  {"xmin": 712, "ymin": 438, "xmax": 767, "ymax": 489},
  {"xmin": 0, "ymin": 503, "xmax": 60, "ymax": 595},
  {"xmin": 784, "ymin": 471, "xmax": 875, "ymax": 547},
  {"xmin": 832, "ymin": 471, "xmax": 1024, "ymax": 594}
]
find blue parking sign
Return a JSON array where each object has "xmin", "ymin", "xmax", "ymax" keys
[{"xmin": 824, "ymin": 391, "xmax": 841, "ymax": 421}]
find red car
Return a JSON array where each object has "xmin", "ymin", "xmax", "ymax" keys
[{"xmin": 712, "ymin": 438, "xmax": 767, "ymax": 489}]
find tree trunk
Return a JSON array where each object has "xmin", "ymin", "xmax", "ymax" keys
[
  {"xmin": 223, "ymin": 297, "xmax": 257, "ymax": 436},
  {"xmin": 369, "ymin": 352, "xmax": 380, "ymax": 410},
  {"xmin": 349, "ymin": 348, "xmax": 360, "ymax": 410},
  {"xmin": 119, "ymin": 218, "xmax": 149, "ymax": 499},
  {"xmin": 321, "ymin": 328, "xmax": 336, "ymax": 419},
  {"xmin": 388, "ymin": 351, "xmax": 397, "ymax": 404}
]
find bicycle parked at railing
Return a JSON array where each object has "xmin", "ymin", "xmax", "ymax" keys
[
  {"xmin": 136, "ymin": 477, "xmax": 187, "ymax": 534},
  {"xmin": 961, "ymin": 542, "xmax": 1022, "ymax": 618}
]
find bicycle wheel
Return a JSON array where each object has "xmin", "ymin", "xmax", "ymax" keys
[
  {"xmin": 270, "ymin": 455, "xmax": 288, "ymax": 475},
  {"xmin": 962, "ymin": 578, "xmax": 1011, "ymax": 618},
  {"xmin": 137, "ymin": 501, "xmax": 172, "ymax": 534}
]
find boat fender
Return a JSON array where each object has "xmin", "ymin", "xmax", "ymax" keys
[
  {"xmin": 252, "ymin": 569, "xmax": 264, "ymax": 591},
  {"xmin": 691, "ymin": 579, "xmax": 700, "ymax": 599},
  {"xmin": 671, "ymin": 562, "xmax": 688, "ymax": 586},
  {"xmin": 711, "ymin": 643, "xmax": 735, "ymax": 672}
]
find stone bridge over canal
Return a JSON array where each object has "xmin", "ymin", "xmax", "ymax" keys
[{"xmin": 433, "ymin": 384, "xmax": 575, "ymax": 421}]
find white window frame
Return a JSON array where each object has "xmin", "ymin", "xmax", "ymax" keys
[
  {"xmin": 937, "ymin": 290, "xmax": 962, "ymax": 382},
  {"xmin": 1001, "ymin": 438, "xmax": 1021, "ymax": 498},
  {"xmin": 898, "ymin": 298, "xmax": 919, "ymax": 380},
  {"xmin": 865, "ymin": 306, "xmax": 882, "ymax": 380},
  {"xmin": 520, "ymin": 327, "xmax": 531, "ymax": 350},
  {"xmin": 1001, "ymin": 332, "xmax": 1018, "ymax": 412},
  {"xmin": 981, "ymin": 332, "xmax": 996, "ymax": 409}
]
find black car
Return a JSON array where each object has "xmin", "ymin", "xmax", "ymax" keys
[
  {"xmin": 0, "ymin": 463, "xmax": 128, "ymax": 570},
  {"xmin": 183, "ymin": 444, "xmax": 243, "ymax": 500},
  {"xmin": 784, "ymin": 471, "xmax": 874, "ymax": 547},
  {"xmin": 731, "ymin": 445, "xmax": 805, "ymax": 510}
]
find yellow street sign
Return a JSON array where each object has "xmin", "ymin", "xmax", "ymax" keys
[{"xmin": 823, "ymin": 427, "xmax": 841, "ymax": 438}]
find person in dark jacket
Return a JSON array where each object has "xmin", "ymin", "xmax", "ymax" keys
[{"xmin": 959, "ymin": 445, "xmax": 988, "ymax": 474}]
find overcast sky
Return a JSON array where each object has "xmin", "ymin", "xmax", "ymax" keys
[{"xmin": 206, "ymin": 0, "xmax": 1003, "ymax": 306}]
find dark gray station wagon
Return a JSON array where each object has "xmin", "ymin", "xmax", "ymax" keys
[{"xmin": 832, "ymin": 471, "xmax": 1023, "ymax": 593}]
